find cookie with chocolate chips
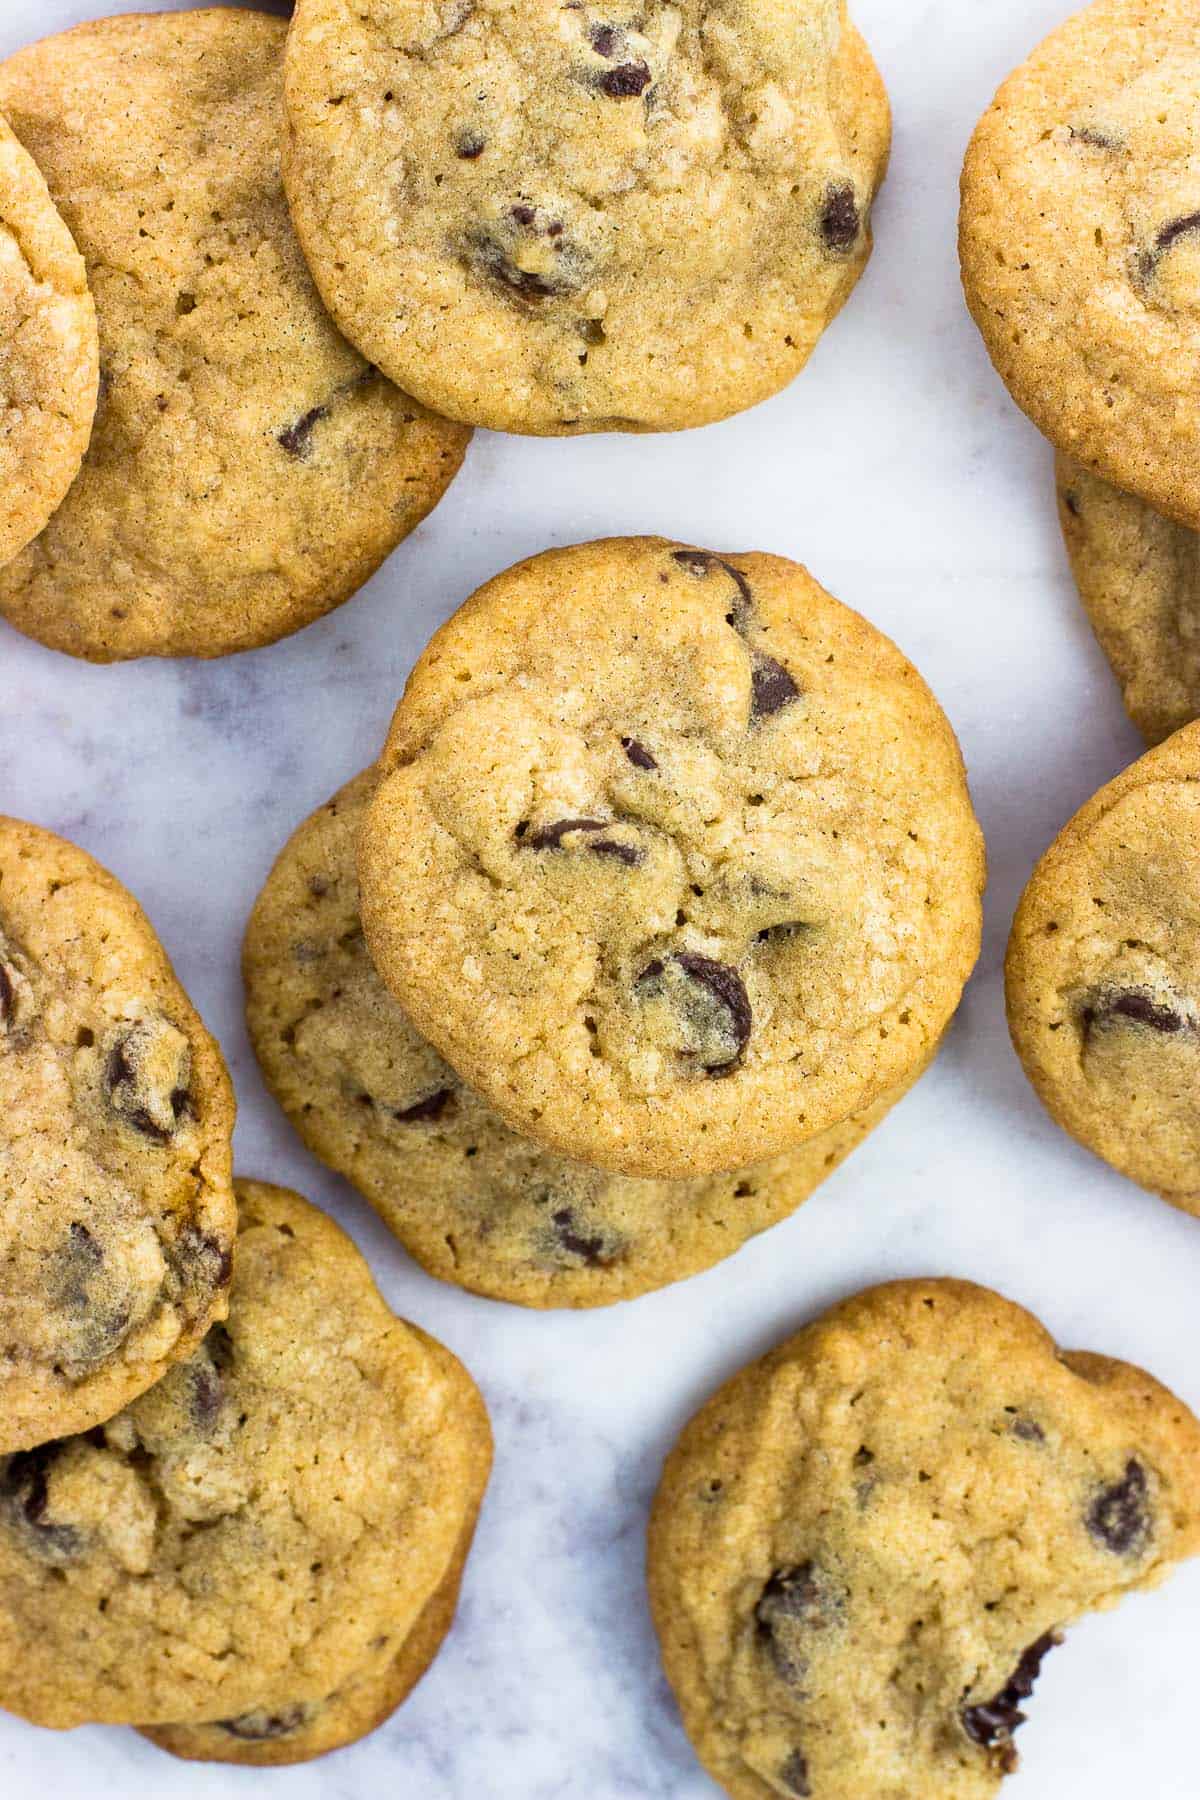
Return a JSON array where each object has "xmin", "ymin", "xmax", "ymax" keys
[
  {"xmin": 0, "ymin": 1180, "xmax": 492, "ymax": 1743},
  {"xmin": 1056, "ymin": 454, "xmax": 1200, "ymax": 745},
  {"xmin": 0, "ymin": 10, "xmax": 468, "ymax": 661},
  {"xmin": 1007, "ymin": 720, "xmax": 1200, "ymax": 1212},
  {"xmin": 244, "ymin": 769, "xmax": 926, "ymax": 1308},
  {"xmin": 0, "ymin": 109, "xmax": 97, "ymax": 568},
  {"xmin": 282, "ymin": 0, "xmax": 890, "ymax": 433},
  {"xmin": 0, "ymin": 815, "xmax": 236, "ymax": 1453},
  {"xmin": 358, "ymin": 539, "xmax": 985, "ymax": 1179},
  {"xmin": 961, "ymin": 0, "xmax": 1200, "ymax": 530},
  {"xmin": 649, "ymin": 1279, "xmax": 1200, "ymax": 1800}
]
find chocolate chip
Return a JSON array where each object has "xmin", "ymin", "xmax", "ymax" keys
[
  {"xmin": 751, "ymin": 655, "xmax": 800, "ymax": 721},
  {"xmin": 1155, "ymin": 213, "xmax": 1200, "ymax": 258},
  {"xmin": 589, "ymin": 23, "xmax": 621, "ymax": 55},
  {"xmin": 394, "ymin": 1087, "xmax": 456, "ymax": 1123},
  {"xmin": 0, "ymin": 962, "xmax": 12, "ymax": 1026},
  {"xmin": 820, "ymin": 182, "xmax": 860, "ymax": 253},
  {"xmin": 1088, "ymin": 1459, "xmax": 1150, "ymax": 1554},
  {"xmin": 1083, "ymin": 990, "xmax": 1186, "ymax": 1036},
  {"xmin": 190, "ymin": 1358, "xmax": 224, "ymax": 1431},
  {"xmin": 1071, "ymin": 124, "xmax": 1121, "ymax": 150},
  {"xmin": 597, "ymin": 60, "xmax": 651, "ymax": 97},
  {"xmin": 638, "ymin": 953, "xmax": 752, "ymax": 1076},
  {"xmin": 671, "ymin": 548, "xmax": 754, "ymax": 631},
  {"xmin": 103, "ymin": 1019, "xmax": 193, "ymax": 1143},
  {"xmin": 173, "ymin": 1225, "xmax": 234, "ymax": 1292},
  {"xmin": 780, "ymin": 1750, "xmax": 812, "ymax": 1797},
  {"xmin": 621, "ymin": 737, "xmax": 658, "ymax": 771},
  {"xmin": 551, "ymin": 1208, "xmax": 611, "ymax": 1266},
  {"xmin": 1061, "ymin": 489, "xmax": 1080, "ymax": 518},
  {"xmin": 755, "ymin": 1563, "xmax": 841, "ymax": 1684},
  {"xmin": 674, "ymin": 953, "xmax": 752, "ymax": 1075},
  {"xmin": 523, "ymin": 818, "xmax": 609, "ymax": 849},
  {"xmin": 962, "ymin": 1632, "xmax": 1059, "ymax": 1758},
  {"xmin": 277, "ymin": 405, "xmax": 329, "ymax": 459},
  {"xmin": 456, "ymin": 128, "xmax": 486, "ymax": 158},
  {"xmin": 218, "ymin": 1706, "xmax": 311, "ymax": 1742},
  {"xmin": 510, "ymin": 203, "xmax": 537, "ymax": 228},
  {"xmin": 1011, "ymin": 1417, "xmax": 1045, "ymax": 1443},
  {"xmin": 1, "ymin": 1447, "xmax": 82, "ymax": 1561},
  {"xmin": 463, "ymin": 222, "xmax": 579, "ymax": 302},
  {"xmin": 588, "ymin": 838, "xmax": 644, "ymax": 867}
]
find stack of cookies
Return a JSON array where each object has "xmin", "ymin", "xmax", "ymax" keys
[
  {"xmin": 961, "ymin": 0, "xmax": 1200, "ymax": 1223},
  {"xmin": 0, "ymin": 818, "xmax": 492, "ymax": 1766}
]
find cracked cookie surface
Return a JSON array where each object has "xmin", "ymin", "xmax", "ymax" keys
[
  {"xmin": 0, "ymin": 9, "xmax": 469, "ymax": 661},
  {"xmin": 961, "ymin": 0, "xmax": 1200, "ymax": 530},
  {"xmin": 0, "ymin": 1179, "xmax": 493, "ymax": 1732},
  {"xmin": 282, "ymin": 0, "xmax": 890, "ymax": 433},
  {"xmin": 1007, "ymin": 721, "xmax": 1200, "ymax": 1212},
  {"xmin": 649, "ymin": 1279, "xmax": 1200, "ymax": 1800},
  {"xmin": 0, "ymin": 109, "xmax": 97, "ymax": 569},
  {"xmin": 0, "ymin": 815, "xmax": 236, "ymax": 1453},
  {"xmin": 246, "ymin": 769, "xmax": 923, "ymax": 1307},
  {"xmin": 1056, "ymin": 453, "xmax": 1200, "ymax": 745},
  {"xmin": 358, "ymin": 539, "xmax": 985, "ymax": 1179}
]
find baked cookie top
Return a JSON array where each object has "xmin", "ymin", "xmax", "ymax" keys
[
  {"xmin": 649, "ymin": 1279, "xmax": 1200, "ymax": 1800},
  {"xmin": 0, "ymin": 110, "xmax": 97, "ymax": 568},
  {"xmin": 359, "ymin": 539, "xmax": 984, "ymax": 1179},
  {"xmin": 1007, "ymin": 721, "xmax": 1200, "ymax": 1211},
  {"xmin": 961, "ymin": 0, "xmax": 1200, "ymax": 530},
  {"xmin": 282, "ymin": 0, "xmax": 890, "ymax": 434},
  {"xmin": 246, "ymin": 769, "xmax": 917, "ymax": 1308},
  {"xmin": 0, "ymin": 816, "xmax": 236, "ymax": 1454},
  {"xmin": 139, "ymin": 1508, "xmax": 479, "ymax": 1765},
  {"xmin": 0, "ymin": 1180, "xmax": 493, "ymax": 1731},
  {"xmin": 1057, "ymin": 453, "xmax": 1200, "ymax": 745},
  {"xmin": 0, "ymin": 9, "xmax": 469, "ymax": 662}
]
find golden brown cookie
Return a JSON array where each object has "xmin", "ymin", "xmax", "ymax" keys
[
  {"xmin": 1057, "ymin": 452, "xmax": 1200, "ymax": 745},
  {"xmin": 0, "ymin": 815, "xmax": 236, "ymax": 1454},
  {"xmin": 0, "ymin": 1180, "xmax": 492, "ymax": 1733},
  {"xmin": 961, "ymin": 0, "xmax": 1200, "ymax": 529},
  {"xmin": 1007, "ymin": 721, "xmax": 1200, "ymax": 1213},
  {"xmin": 359, "ymin": 539, "xmax": 985, "ymax": 1179},
  {"xmin": 282, "ymin": 0, "xmax": 890, "ymax": 433},
  {"xmin": 0, "ymin": 10, "xmax": 469, "ymax": 661},
  {"xmin": 649, "ymin": 1279, "xmax": 1200, "ymax": 1800},
  {"xmin": 244, "ymin": 768, "xmax": 925, "ymax": 1307},
  {"xmin": 0, "ymin": 109, "xmax": 97, "ymax": 567}
]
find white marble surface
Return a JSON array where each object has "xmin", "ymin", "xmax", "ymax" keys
[{"xmin": 2, "ymin": 0, "xmax": 1199, "ymax": 1794}]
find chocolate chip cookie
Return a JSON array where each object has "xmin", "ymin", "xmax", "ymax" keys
[
  {"xmin": 0, "ymin": 816, "xmax": 236, "ymax": 1454},
  {"xmin": 0, "ymin": 110, "xmax": 97, "ymax": 569},
  {"xmin": 282, "ymin": 0, "xmax": 890, "ymax": 434},
  {"xmin": 1057, "ymin": 453, "xmax": 1200, "ymax": 745},
  {"xmin": 245, "ymin": 769, "xmax": 924, "ymax": 1307},
  {"xmin": 961, "ymin": 0, "xmax": 1200, "ymax": 530},
  {"xmin": 0, "ymin": 1179, "xmax": 492, "ymax": 1737},
  {"xmin": 649, "ymin": 1278, "xmax": 1200, "ymax": 1800},
  {"xmin": 358, "ymin": 539, "xmax": 985, "ymax": 1179},
  {"xmin": 0, "ymin": 10, "xmax": 469, "ymax": 662},
  {"xmin": 1007, "ymin": 722, "xmax": 1200, "ymax": 1212}
]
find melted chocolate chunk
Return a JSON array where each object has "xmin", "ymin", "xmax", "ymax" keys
[
  {"xmin": 1071, "ymin": 124, "xmax": 1121, "ymax": 150},
  {"xmin": 103, "ymin": 1020, "xmax": 192, "ymax": 1144},
  {"xmin": 394, "ymin": 1087, "xmax": 456, "ymax": 1123},
  {"xmin": 173, "ymin": 1225, "xmax": 234, "ymax": 1293},
  {"xmin": 1136, "ymin": 212, "xmax": 1200, "ymax": 285},
  {"xmin": 751, "ymin": 654, "xmax": 800, "ymax": 721},
  {"xmin": 219, "ymin": 1705, "xmax": 311, "ymax": 1742},
  {"xmin": 780, "ymin": 1750, "xmax": 812, "ymax": 1798},
  {"xmin": 1, "ymin": 1447, "xmax": 82, "ymax": 1561},
  {"xmin": 551, "ymin": 1208, "xmax": 611, "ymax": 1266},
  {"xmin": 464, "ymin": 211, "xmax": 584, "ymax": 303},
  {"xmin": 523, "ymin": 818, "xmax": 609, "ymax": 849},
  {"xmin": 588, "ymin": 838, "xmax": 643, "ymax": 867},
  {"xmin": 670, "ymin": 548, "xmax": 754, "ymax": 630},
  {"xmin": 820, "ymin": 182, "xmax": 860, "ymax": 253},
  {"xmin": 621, "ymin": 737, "xmax": 658, "ymax": 771},
  {"xmin": 962, "ymin": 1632, "xmax": 1059, "ymax": 1756},
  {"xmin": 456, "ymin": 128, "xmax": 486, "ymax": 159},
  {"xmin": 755, "ymin": 1563, "xmax": 841, "ymax": 1685},
  {"xmin": 1088, "ymin": 1459, "xmax": 1150, "ymax": 1554},
  {"xmin": 277, "ymin": 405, "xmax": 329, "ymax": 460},
  {"xmin": 674, "ymin": 953, "xmax": 752, "ymax": 1074},
  {"xmin": 597, "ymin": 60, "xmax": 651, "ymax": 97},
  {"xmin": 1082, "ymin": 989, "xmax": 1186, "ymax": 1036}
]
